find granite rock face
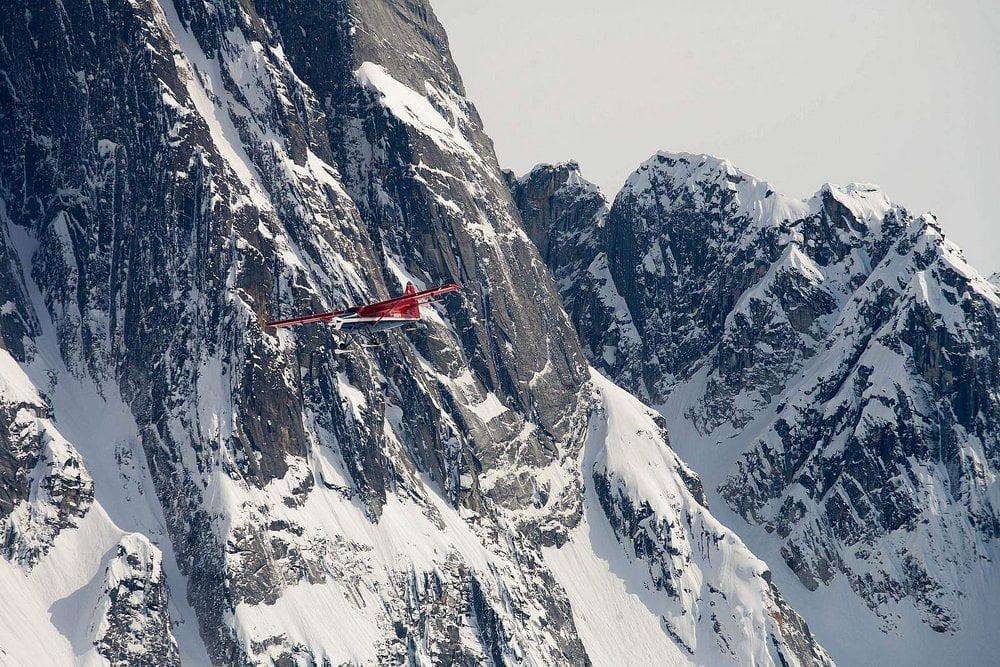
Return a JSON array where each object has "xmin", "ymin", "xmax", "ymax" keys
[
  {"xmin": 722, "ymin": 216, "xmax": 1000, "ymax": 636},
  {"xmin": 0, "ymin": 3, "xmax": 829, "ymax": 666},
  {"xmin": 510, "ymin": 163, "xmax": 643, "ymax": 391}
]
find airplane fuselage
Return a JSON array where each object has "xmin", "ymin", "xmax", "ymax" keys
[
  {"xmin": 265, "ymin": 282, "xmax": 460, "ymax": 333},
  {"xmin": 336, "ymin": 313, "xmax": 419, "ymax": 333}
]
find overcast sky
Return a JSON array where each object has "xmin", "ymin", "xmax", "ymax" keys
[{"xmin": 432, "ymin": 0, "xmax": 999, "ymax": 272}]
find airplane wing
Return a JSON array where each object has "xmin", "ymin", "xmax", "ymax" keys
[
  {"xmin": 265, "ymin": 308, "xmax": 346, "ymax": 329},
  {"xmin": 357, "ymin": 283, "xmax": 461, "ymax": 314},
  {"xmin": 265, "ymin": 283, "xmax": 460, "ymax": 329}
]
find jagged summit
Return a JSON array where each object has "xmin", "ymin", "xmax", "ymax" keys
[
  {"xmin": 818, "ymin": 180, "xmax": 888, "ymax": 198},
  {"xmin": 516, "ymin": 161, "xmax": 604, "ymax": 201},
  {"xmin": 513, "ymin": 149, "xmax": 1000, "ymax": 665},
  {"xmin": 521, "ymin": 159, "xmax": 583, "ymax": 178},
  {"xmin": 623, "ymin": 151, "xmax": 748, "ymax": 187},
  {"xmin": 621, "ymin": 152, "xmax": 782, "ymax": 213},
  {"xmin": 622, "ymin": 152, "xmax": 905, "ymax": 235}
]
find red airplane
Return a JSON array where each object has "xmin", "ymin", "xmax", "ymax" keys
[{"xmin": 265, "ymin": 283, "xmax": 461, "ymax": 339}]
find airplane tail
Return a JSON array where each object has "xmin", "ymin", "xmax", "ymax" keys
[{"xmin": 402, "ymin": 282, "xmax": 420, "ymax": 319}]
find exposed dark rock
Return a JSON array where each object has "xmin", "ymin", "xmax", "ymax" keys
[
  {"xmin": 93, "ymin": 534, "xmax": 181, "ymax": 666},
  {"xmin": 522, "ymin": 150, "xmax": 999, "ymax": 642}
]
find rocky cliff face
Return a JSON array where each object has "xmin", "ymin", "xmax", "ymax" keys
[
  {"xmin": 93, "ymin": 534, "xmax": 180, "ymax": 665},
  {"xmin": 510, "ymin": 163, "xmax": 643, "ymax": 391},
  {"xmin": 516, "ymin": 152, "xmax": 1000, "ymax": 663},
  {"xmin": 721, "ymin": 215, "xmax": 1000, "ymax": 633},
  {"xmin": 0, "ymin": 3, "xmax": 828, "ymax": 666}
]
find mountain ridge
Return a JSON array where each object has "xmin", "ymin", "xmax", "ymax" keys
[{"xmin": 514, "ymin": 152, "xmax": 1000, "ymax": 664}]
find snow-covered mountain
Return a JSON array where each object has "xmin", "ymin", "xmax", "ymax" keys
[
  {"xmin": 514, "ymin": 153, "xmax": 1000, "ymax": 664},
  {"xmin": 0, "ymin": 2, "xmax": 831, "ymax": 665}
]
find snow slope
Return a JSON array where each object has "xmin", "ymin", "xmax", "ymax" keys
[{"xmin": 544, "ymin": 370, "xmax": 832, "ymax": 667}]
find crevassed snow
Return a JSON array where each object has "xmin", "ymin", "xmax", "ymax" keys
[
  {"xmin": 233, "ymin": 577, "xmax": 384, "ymax": 664},
  {"xmin": 542, "ymin": 512, "xmax": 687, "ymax": 666}
]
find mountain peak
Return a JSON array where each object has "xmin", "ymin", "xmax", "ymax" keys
[
  {"xmin": 618, "ymin": 152, "xmax": 813, "ymax": 232},
  {"xmin": 625, "ymin": 151, "xmax": 759, "ymax": 190},
  {"xmin": 514, "ymin": 140, "xmax": 1000, "ymax": 664},
  {"xmin": 519, "ymin": 160, "xmax": 602, "ymax": 197},
  {"xmin": 816, "ymin": 180, "xmax": 897, "ymax": 226}
]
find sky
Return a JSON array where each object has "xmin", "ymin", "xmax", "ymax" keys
[{"xmin": 432, "ymin": 0, "xmax": 999, "ymax": 272}]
